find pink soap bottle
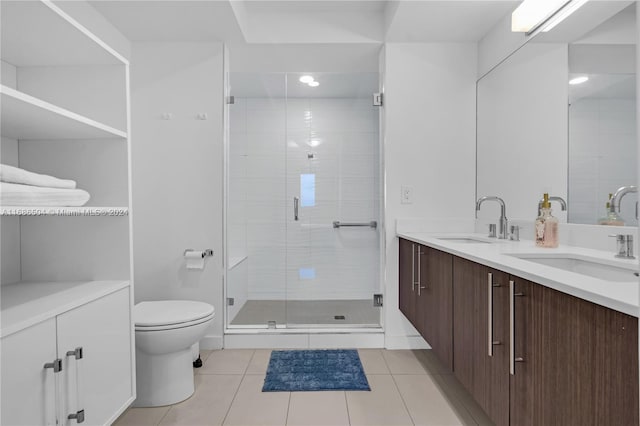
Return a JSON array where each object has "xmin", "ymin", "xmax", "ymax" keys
[{"xmin": 535, "ymin": 193, "xmax": 558, "ymax": 248}]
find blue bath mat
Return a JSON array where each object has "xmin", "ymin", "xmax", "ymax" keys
[{"xmin": 262, "ymin": 349, "xmax": 370, "ymax": 392}]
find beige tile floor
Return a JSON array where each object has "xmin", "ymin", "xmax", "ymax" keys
[{"xmin": 115, "ymin": 349, "xmax": 494, "ymax": 426}]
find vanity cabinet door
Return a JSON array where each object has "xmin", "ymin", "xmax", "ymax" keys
[
  {"xmin": 398, "ymin": 238, "xmax": 418, "ymax": 328},
  {"xmin": 509, "ymin": 277, "xmax": 638, "ymax": 426},
  {"xmin": 1, "ymin": 319, "xmax": 58, "ymax": 426},
  {"xmin": 453, "ymin": 257, "xmax": 509, "ymax": 426},
  {"xmin": 56, "ymin": 288, "xmax": 133, "ymax": 426},
  {"xmin": 420, "ymin": 247, "xmax": 453, "ymax": 371}
]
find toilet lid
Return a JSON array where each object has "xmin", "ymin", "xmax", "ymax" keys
[{"xmin": 134, "ymin": 300, "xmax": 215, "ymax": 327}]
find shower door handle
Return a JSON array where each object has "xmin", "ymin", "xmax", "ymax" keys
[{"xmin": 294, "ymin": 197, "xmax": 299, "ymax": 221}]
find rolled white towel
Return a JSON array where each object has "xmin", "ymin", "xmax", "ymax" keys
[
  {"xmin": 1, "ymin": 182, "xmax": 90, "ymax": 207},
  {"xmin": 0, "ymin": 164, "xmax": 76, "ymax": 189}
]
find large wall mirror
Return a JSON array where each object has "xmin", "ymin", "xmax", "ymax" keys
[{"xmin": 477, "ymin": 1, "xmax": 637, "ymax": 227}]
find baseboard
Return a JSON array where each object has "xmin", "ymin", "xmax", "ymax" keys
[
  {"xmin": 385, "ymin": 335, "xmax": 430, "ymax": 349},
  {"xmin": 224, "ymin": 332, "xmax": 385, "ymax": 349},
  {"xmin": 225, "ymin": 333, "xmax": 310, "ymax": 348},
  {"xmin": 200, "ymin": 334, "xmax": 223, "ymax": 350}
]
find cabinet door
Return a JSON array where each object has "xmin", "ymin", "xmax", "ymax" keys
[
  {"xmin": 398, "ymin": 238, "xmax": 417, "ymax": 327},
  {"xmin": 1, "ymin": 319, "xmax": 58, "ymax": 426},
  {"xmin": 421, "ymin": 247, "xmax": 453, "ymax": 371},
  {"xmin": 592, "ymin": 304, "xmax": 638, "ymax": 425},
  {"xmin": 56, "ymin": 288, "xmax": 133, "ymax": 425},
  {"xmin": 509, "ymin": 277, "xmax": 638, "ymax": 426},
  {"xmin": 486, "ymin": 268, "xmax": 509, "ymax": 426},
  {"xmin": 452, "ymin": 258, "xmax": 509, "ymax": 426},
  {"xmin": 452, "ymin": 256, "xmax": 480, "ymax": 392}
]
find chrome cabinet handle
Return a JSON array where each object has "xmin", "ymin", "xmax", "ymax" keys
[
  {"xmin": 488, "ymin": 272, "xmax": 501, "ymax": 357},
  {"xmin": 411, "ymin": 244, "xmax": 416, "ymax": 292},
  {"xmin": 417, "ymin": 248, "xmax": 426, "ymax": 296},
  {"xmin": 488, "ymin": 273, "xmax": 493, "ymax": 356},
  {"xmin": 66, "ymin": 347, "xmax": 85, "ymax": 423},
  {"xmin": 417, "ymin": 247, "xmax": 422, "ymax": 296},
  {"xmin": 509, "ymin": 280, "xmax": 525, "ymax": 375},
  {"xmin": 293, "ymin": 197, "xmax": 299, "ymax": 221},
  {"xmin": 44, "ymin": 359, "xmax": 62, "ymax": 426}
]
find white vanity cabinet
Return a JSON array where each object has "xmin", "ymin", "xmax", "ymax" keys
[
  {"xmin": 57, "ymin": 288, "xmax": 132, "ymax": 426},
  {"xmin": 0, "ymin": 2, "xmax": 135, "ymax": 424},
  {"xmin": 1, "ymin": 319, "xmax": 58, "ymax": 426},
  {"xmin": 1, "ymin": 287, "xmax": 133, "ymax": 426}
]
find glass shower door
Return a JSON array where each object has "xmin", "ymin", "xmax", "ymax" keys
[
  {"xmin": 226, "ymin": 72, "xmax": 288, "ymax": 328},
  {"xmin": 284, "ymin": 72, "xmax": 381, "ymax": 328}
]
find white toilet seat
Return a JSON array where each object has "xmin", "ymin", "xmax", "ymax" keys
[
  {"xmin": 135, "ymin": 312, "xmax": 215, "ymax": 331},
  {"xmin": 134, "ymin": 300, "xmax": 215, "ymax": 328}
]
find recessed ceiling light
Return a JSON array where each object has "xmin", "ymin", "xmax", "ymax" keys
[
  {"xmin": 299, "ymin": 75, "xmax": 314, "ymax": 84},
  {"xmin": 308, "ymin": 81, "xmax": 320, "ymax": 87},
  {"xmin": 569, "ymin": 76, "xmax": 589, "ymax": 85}
]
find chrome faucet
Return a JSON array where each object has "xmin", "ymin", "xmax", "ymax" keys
[
  {"xmin": 537, "ymin": 196, "xmax": 566, "ymax": 216},
  {"xmin": 609, "ymin": 234, "xmax": 635, "ymax": 259},
  {"xmin": 610, "ymin": 186, "xmax": 638, "ymax": 218},
  {"xmin": 476, "ymin": 196, "xmax": 508, "ymax": 239}
]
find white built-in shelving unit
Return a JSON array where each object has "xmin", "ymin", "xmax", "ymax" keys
[{"xmin": 0, "ymin": 1, "xmax": 135, "ymax": 424}]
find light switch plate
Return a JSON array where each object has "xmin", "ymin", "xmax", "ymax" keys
[{"xmin": 401, "ymin": 186, "xmax": 413, "ymax": 204}]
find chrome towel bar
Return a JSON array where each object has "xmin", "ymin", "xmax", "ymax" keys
[{"xmin": 333, "ymin": 221, "xmax": 377, "ymax": 229}]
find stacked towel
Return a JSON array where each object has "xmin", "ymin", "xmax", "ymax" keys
[
  {"xmin": 0, "ymin": 164, "xmax": 77, "ymax": 189},
  {"xmin": 1, "ymin": 183, "xmax": 91, "ymax": 207},
  {"xmin": 0, "ymin": 165, "xmax": 90, "ymax": 207}
]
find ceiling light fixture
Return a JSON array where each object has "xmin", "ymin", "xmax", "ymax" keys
[
  {"xmin": 308, "ymin": 81, "xmax": 320, "ymax": 87},
  {"xmin": 299, "ymin": 75, "xmax": 314, "ymax": 84},
  {"xmin": 512, "ymin": 0, "xmax": 587, "ymax": 35},
  {"xmin": 569, "ymin": 76, "xmax": 589, "ymax": 85},
  {"xmin": 540, "ymin": 0, "xmax": 588, "ymax": 33}
]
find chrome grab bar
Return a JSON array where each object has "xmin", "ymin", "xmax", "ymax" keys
[
  {"xmin": 333, "ymin": 221, "xmax": 377, "ymax": 229},
  {"xmin": 294, "ymin": 197, "xmax": 299, "ymax": 221}
]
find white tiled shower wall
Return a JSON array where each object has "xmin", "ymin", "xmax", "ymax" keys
[
  {"xmin": 569, "ymin": 97, "xmax": 638, "ymax": 225},
  {"xmin": 228, "ymin": 97, "xmax": 380, "ymax": 302}
]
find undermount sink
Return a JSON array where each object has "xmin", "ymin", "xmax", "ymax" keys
[
  {"xmin": 437, "ymin": 237, "xmax": 492, "ymax": 244},
  {"xmin": 508, "ymin": 254, "xmax": 638, "ymax": 283}
]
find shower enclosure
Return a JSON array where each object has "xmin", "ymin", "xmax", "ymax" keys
[{"xmin": 225, "ymin": 72, "xmax": 382, "ymax": 329}]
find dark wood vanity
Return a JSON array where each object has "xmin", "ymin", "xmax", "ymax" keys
[{"xmin": 399, "ymin": 237, "xmax": 639, "ymax": 426}]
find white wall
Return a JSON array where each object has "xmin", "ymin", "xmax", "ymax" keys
[
  {"xmin": 54, "ymin": 0, "xmax": 132, "ymax": 62},
  {"xmin": 1, "ymin": 137, "xmax": 21, "ymax": 285},
  {"xmin": 131, "ymin": 42, "xmax": 224, "ymax": 349},
  {"xmin": 477, "ymin": 43, "xmax": 569, "ymax": 223},
  {"xmin": 477, "ymin": 13, "xmax": 529, "ymax": 79},
  {"xmin": 382, "ymin": 43, "xmax": 477, "ymax": 348},
  {"xmin": 229, "ymin": 44, "xmax": 380, "ymax": 73}
]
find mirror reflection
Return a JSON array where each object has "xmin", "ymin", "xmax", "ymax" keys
[{"xmin": 476, "ymin": 3, "xmax": 637, "ymax": 226}]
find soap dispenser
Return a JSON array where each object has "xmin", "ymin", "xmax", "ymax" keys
[
  {"xmin": 598, "ymin": 193, "xmax": 625, "ymax": 226},
  {"xmin": 535, "ymin": 193, "xmax": 559, "ymax": 248}
]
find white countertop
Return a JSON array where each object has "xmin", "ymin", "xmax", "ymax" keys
[
  {"xmin": 1, "ymin": 280, "xmax": 130, "ymax": 337},
  {"xmin": 397, "ymin": 232, "xmax": 640, "ymax": 317}
]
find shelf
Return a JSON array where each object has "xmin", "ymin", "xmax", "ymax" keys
[
  {"xmin": 1, "ymin": 0, "xmax": 127, "ymax": 66},
  {"xmin": 0, "ymin": 206, "xmax": 129, "ymax": 216},
  {"xmin": 1, "ymin": 85, "xmax": 127, "ymax": 140},
  {"xmin": 1, "ymin": 280, "xmax": 130, "ymax": 337}
]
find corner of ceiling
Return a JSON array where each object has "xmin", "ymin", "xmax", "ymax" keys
[{"xmin": 228, "ymin": 0, "xmax": 250, "ymax": 43}]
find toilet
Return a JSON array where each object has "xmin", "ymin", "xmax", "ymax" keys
[{"xmin": 133, "ymin": 300, "xmax": 215, "ymax": 407}]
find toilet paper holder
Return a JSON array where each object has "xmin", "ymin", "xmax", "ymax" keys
[{"xmin": 184, "ymin": 249, "xmax": 214, "ymax": 258}]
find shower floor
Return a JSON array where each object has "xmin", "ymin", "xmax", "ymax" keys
[{"xmin": 229, "ymin": 299, "xmax": 380, "ymax": 327}]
